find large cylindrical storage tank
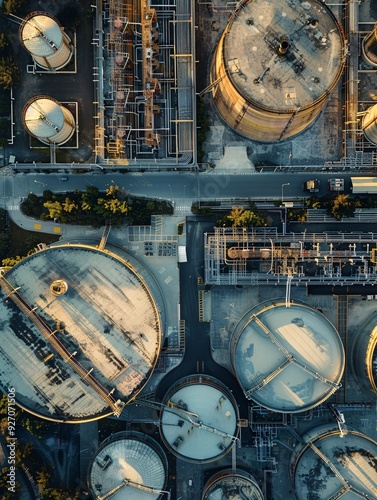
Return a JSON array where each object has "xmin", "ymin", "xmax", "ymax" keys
[
  {"xmin": 88, "ymin": 432, "xmax": 168, "ymax": 500},
  {"xmin": 160, "ymin": 375, "xmax": 239, "ymax": 463},
  {"xmin": 0, "ymin": 244, "xmax": 162, "ymax": 422},
  {"xmin": 22, "ymin": 96, "xmax": 75, "ymax": 145},
  {"xmin": 351, "ymin": 311, "xmax": 377, "ymax": 396},
  {"xmin": 210, "ymin": 0, "xmax": 345, "ymax": 142},
  {"xmin": 202, "ymin": 469, "xmax": 264, "ymax": 500},
  {"xmin": 19, "ymin": 12, "xmax": 73, "ymax": 71},
  {"xmin": 362, "ymin": 104, "xmax": 377, "ymax": 145},
  {"xmin": 231, "ymin": 300, "xmax": 345, "ymax": 413},
  {"xmin": 292, "ymin": 426, "xmax": 377, "ymax": 499},
  {"xmin": 362, "ymin": 21, "xmax": 377, "ymax": 67}
]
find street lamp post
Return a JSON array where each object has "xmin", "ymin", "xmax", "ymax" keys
[
  {"xmin": 34, "ymin": 180, "xmax": 46, "ymax": 188},
  {"xmin": 281, "ymin": 182, "xmax": 290, "ymax": 235}
]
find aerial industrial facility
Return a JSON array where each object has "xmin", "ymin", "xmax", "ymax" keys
[{"xmin": 2, "ymin": 0, "xmax": 377, "ymax": 499}]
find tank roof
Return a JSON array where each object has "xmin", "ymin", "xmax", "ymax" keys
[
  {"xmin": 203, "ymin": 472, "xmax": 263, "ymax": 500},
  {"xmin": 294, "ymin": 429, "xmax": 377, "ymax": 499},
  {"xmin": 89, "ymin": 434, "xmax": 166, "ymax": 500},
  {"xmin": 223, "ymin": 0, "xmax": 344, "ymax": 111},
  {"xmin": 0, "ymin": 245, "xmax": 161, "ymax": 421},
  {"xmin": 23, "ymin": 97, "xmax": 67, "ymax": 139},
  {"xmin": 161, "ymin": 376, "xmax": 238, "ymax": 462},
  {"xmin": 233, "ymin": 302, "xmax": 344, "ymax": 412},
  {"xmin": 20, "ymin": 13, "xmax": 63, "ymax": 57}
]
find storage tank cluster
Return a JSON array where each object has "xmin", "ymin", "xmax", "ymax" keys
[
  {"xmin": 19, "ymin": 12, "xmax": 76, "ymax": 145},
  {"xmin": 230, "ymin": 301, "xmax": 345, "ymax": 413},
  {"xmin": 210, "ymin": 0, "xmax": 345, "ymax": 142}
]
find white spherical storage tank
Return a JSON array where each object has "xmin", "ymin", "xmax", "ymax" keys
[{"xmin": 22, "ymin": 96, "xmax": 75, "ymax": 145}]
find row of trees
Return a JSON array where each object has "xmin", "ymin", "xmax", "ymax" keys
[
  {"xmin": 194, "ymin": 194, "xmax": 369, "ymax": 228},
  {"xmin": 21, "ymin": 185, "xmax": 173, "ymax": 227},
  {"xmin": 288, "ymin": 193, "xmax": 371, "ymax": 222}
]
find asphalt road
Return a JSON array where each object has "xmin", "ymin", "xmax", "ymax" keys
[
  {"xmin": 1, "ymin": 170, "xmax": 362, "ymax": 209},
  {"xmin": 155, "ymin": 218, "xmax": 248, "ymax": 421}
]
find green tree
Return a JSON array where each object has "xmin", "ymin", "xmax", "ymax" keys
[
  {"xmin": 328, "ymin": 194, "xmax": 354, "ymax": 220},
  {"xmin": 0, "ymin": 58, "xmax": 20, "ymax": 90},
  {"xmin": 80, "ymin": 185, "xmax": 99, "ymax": 211},
  {"xmin": 42, "ymin": 190, "xmax": 54, "ymax": 202},
  {"xmin": 42, "ymin": 489, "xmax": 79, "ymax": 500},
  {"xmin": 36, "ymin": 465, "xmax": 51, "ymax": 491},
  {"xmin": 62, "ymin": 197, "xmax": 78, "ymax": 213},
  {"xmin": 220, "ymin": 207, "xmax": 266, "ymax": 228},
  {"xmin": 43, "ymin": 200, "xmax": 64, "ymax": 220},
  {"xmin": 2, "ymin": 0, "xmax": 26, "ymax": 15},
  {"xmin": 15, "ymin": 442, "xmax": 33, "ymax": 466},
  {"xmin": 21, "ymin": 193, "xmax": 42, "ymax": 217},
  {"xmin": 97, "ymin": 197, "xmax": 129, "ymax": 215},
  {"xmin": 23, "ymin": 416, "xmax": 51, "ymax": 438},
  {"xmin": 2, "ymin": 256, "xmax": 23, "ymax": 267},
  {"xmin": 0, "ymin": 33, "xmax": 9, "ymax": 52}
]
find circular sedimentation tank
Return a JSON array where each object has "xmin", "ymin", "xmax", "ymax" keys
[
  {"xmin": 0, "ymin": 244, "xmax": 162, "ymax": 422},
  {"xmin": 202, "ymin": 469, "xmax": 264, "ymax": 500},
  {"xmin": 293, "ymin": 426, "xmax": 377, "ymax": 499},
  {"xmin": 362, "ymin": 104, "xmax": 377, "ymax": 145},
  {"xmin": 89, "ymin": 432, "xmax": 167, "ymax": 500},
  {"xmin": 160, "ymin": 375, "xmax": 239, "ymax": 463},
  {"xmin": 351, "ymin": 311, "xmax": 377, "ymax": 395},
  {"xmin": 231, "ymin": 301, "xmax": 345, "ymax": 413},
  {"xmin": 22, "ymin": 96, "xmax": 75, "ymax": 145},
  {"xmin": 211, "ymin": 0, "xmax": 345, "ymax": 142},
  {"xmin": 19, "ymin": 12, "xmax": 73, "ymax": 71},
  {"xmin": 362, "ymin": 21, "xmax": 377, "ymax": 67}
]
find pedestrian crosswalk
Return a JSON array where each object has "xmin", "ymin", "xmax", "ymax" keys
[{"xmin": 175, "ymin": 204, "xmax": 192, "ymax": 214}]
